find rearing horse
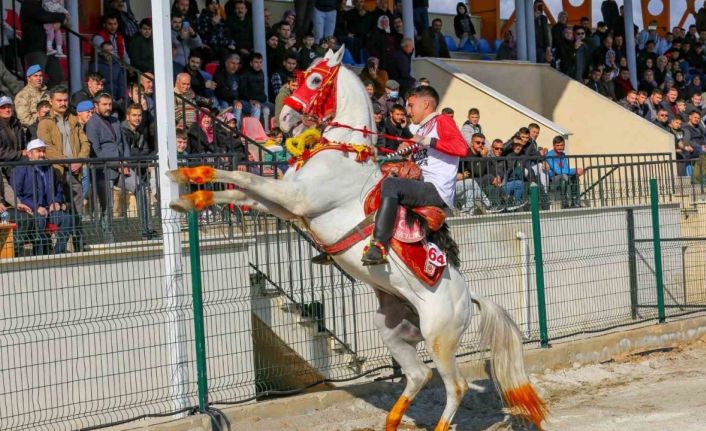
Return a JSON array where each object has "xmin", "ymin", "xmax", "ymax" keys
[{"xmin": 167, "ymin": 46, "xmax": 547, "ymax": 431}]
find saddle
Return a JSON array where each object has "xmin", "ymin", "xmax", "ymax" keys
[{"xmin": 363, "ymin": 161, "xmax": 449, "ymax": 287}]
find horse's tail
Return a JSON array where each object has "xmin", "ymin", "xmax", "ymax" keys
[{"xmin": 471, "ymin": 293, "xmax": 548, "ymax": 430}]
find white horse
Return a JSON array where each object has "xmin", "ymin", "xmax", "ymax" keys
[{"xmin": 167, "ymin": 46, "xmax": 546, "ymax": 431}]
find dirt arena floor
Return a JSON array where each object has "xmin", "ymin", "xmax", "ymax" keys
[{"xmin": 237, "ymin": 336, "xmax": 706, "ymax": 430}]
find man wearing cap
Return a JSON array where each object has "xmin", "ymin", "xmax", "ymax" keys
[
  {"xmin": 15, "ymin": 64, "xmax": 49, "ymax": 128},
  {"xmin": 11, "ymin": 139, "xmax": 74, "ymax": 255},
  {"xmin": 0, "ymin": 95, "xmax": 30, "ymax": 206},
  {"xmin": 377, "ymin": 79, "xmax": 403, "ymax": 116},
  {"xmin": 37, "ymin": 86, "xmax": 90, "ymax": 250}
]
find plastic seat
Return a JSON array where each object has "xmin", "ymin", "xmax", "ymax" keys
[
  {"xmin": 478, "ymin": 38, "xmax": 493, "ymax": 54},
  {"xmin": 494, "ymin": 39, "xmax": 502, "ymax": 52},
  {"xmin": 444, "ymin": 35, "xmax": 457, "ymax": 51},
  {"xmin": 461, "ymin": 40, "xmax": 477, "ymax": 53},
  {"xmin": 342, "ymin": 48, "xmax": 363, "ymax": 67},
  {"xmin": 241, "ymin": 117, "xmax": 268, "ymax": 143},
  {"xmin": 204, "ymin": 62, "xmax": 218, "ymax": 77}
]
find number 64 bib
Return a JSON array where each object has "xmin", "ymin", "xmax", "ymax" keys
[{"xmin": 424, "ymin": 241, "xmax": 447, "ymax": 276}]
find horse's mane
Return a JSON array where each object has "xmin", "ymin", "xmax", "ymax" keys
[{"xmin": 403, "ymin": 211, "xmax": 460, "ymax": 268}]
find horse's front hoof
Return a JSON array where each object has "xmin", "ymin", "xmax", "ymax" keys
[
  {"xmin": 167, "ymin": 166, "xmax": 216, "ymax": 184},
  {"xmin": 179, "ymin": 190, "xmax": 215, "ymax": 212}
]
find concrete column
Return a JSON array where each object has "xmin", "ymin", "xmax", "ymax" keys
[
  {"xmin": 525, "ymin": 0, "xmax": 537, "ymax": 63},
  {"xmin": 252, "ymin": 0, "xmax": 268, "ymax": 97},
  {"xmin": 624, "ymin": 0, "xmax": 639, "ymax": 88},
  {"xmin": 67, "ymin": 0, "xmax": 82, "ymax": 93},
  {"xmin": 515, "ymin": 0, "xmax": 527, "ymax": 61},
  {"xmin": 402, "ymin": 0, "xmax": 415, "ymax": 50},
  {"xmin": 150, "ymin": 0, "xmax": 190, "ymax": 413}
]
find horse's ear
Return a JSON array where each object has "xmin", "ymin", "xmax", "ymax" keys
[
  {"xmin": 328, "ymin": 44, "xmax": 345, "ymax": 66},
  {"xmin": 323, "ymin": 49, "xmax": 334, "ymax": 61}
]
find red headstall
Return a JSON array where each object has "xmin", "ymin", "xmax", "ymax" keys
[{"xmin": 283, "ymin": 58, "xmax": 341, "ymax": 122}]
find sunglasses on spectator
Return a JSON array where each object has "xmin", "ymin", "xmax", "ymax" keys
[
  {"xmin": 472, "ymin": 140, "xmax": 484, "ymax": 144},
  {"xmin": 576, "ymin": 32, "xmax": 585, "ymax": 36},
  {"xmin": 492, "ymin": 146, "xmax": 503, "ymax": 150}
]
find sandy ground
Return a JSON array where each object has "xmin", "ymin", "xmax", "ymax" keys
[{"xmin": 236, "ymin": 337, "xmax": 706, "ymax": 431}]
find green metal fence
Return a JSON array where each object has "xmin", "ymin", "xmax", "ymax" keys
[{"xmin": 3, "ymin": 171, "xmax": 706, "ymax": 430}]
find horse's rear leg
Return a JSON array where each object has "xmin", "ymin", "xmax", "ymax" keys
[
  {"xmin": 169, "ymin": 189, "xmax": 298, "ymax": 220},
  {"xmin": 373, "ymin": 290, "xmax": 431, "ymax": 431},
  {"xmin": 420, "ymin": 292, "xmax": 472, "ymax": 431}
]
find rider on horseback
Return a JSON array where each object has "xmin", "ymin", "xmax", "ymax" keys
[{"xmin": 361, "ymin": 86, "xmax": 468, "ymax": 266}]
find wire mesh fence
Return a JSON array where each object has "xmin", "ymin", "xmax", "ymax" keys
[{"xmin": 2, "ymin": 153, "xmax": 706, "ymax": 430}]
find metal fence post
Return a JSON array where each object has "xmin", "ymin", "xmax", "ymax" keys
[
  {"xmin": 649, "ymin": 179, "xmax": 666, "ymax": 323},
  {"xmin": 626, "ymin": 209, "xmax": 638, "ymax": 319},
  {"xmin": 530, "ymin": 184, "xmax": 549, "ymax": 347},
  {"xmin": 188, "ymin": 210, "xmax": 209, "ymax": 410}
]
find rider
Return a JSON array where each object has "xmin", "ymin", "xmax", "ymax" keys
[{"xmin": 362, "ymin": 85, "xmax": 468, "ymax": 265}]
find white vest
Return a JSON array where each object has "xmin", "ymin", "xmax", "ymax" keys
[{"xmin": 411, "ymin": 114, "xmax": 459, "ymax": 208}]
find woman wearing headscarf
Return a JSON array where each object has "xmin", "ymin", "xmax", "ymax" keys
[
  {"xmin": 188, "ymin": 109, "xmax": 217, "ymax": 154},
  {"xmin": 358, "ymin": 56, "xmax": 389, "ymax": 99},
  {"xmin": 366, "ymin": 15, "xmax": 397, "ymax": 71}
]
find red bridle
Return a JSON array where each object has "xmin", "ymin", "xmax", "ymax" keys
[{"xmin": 283, "ymin": 59, "xmax": 341, "ymax": 122}]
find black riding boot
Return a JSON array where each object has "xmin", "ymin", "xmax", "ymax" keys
[{"xmin": 361, "ymin": 197, "xmax": 399, "ymax": 266}]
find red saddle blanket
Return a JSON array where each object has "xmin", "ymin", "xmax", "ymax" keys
[{"xmin": 364, "ymin": 176, "xmax": 447, "ymax": 287}]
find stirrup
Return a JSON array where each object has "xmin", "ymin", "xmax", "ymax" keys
[
  {"xmin": 361, "ymin": 240, "xmax": 389, "ymax": 266},
  {"xmin": 311, "ymin": 252, "xmax": 334, "ymax": 265}
]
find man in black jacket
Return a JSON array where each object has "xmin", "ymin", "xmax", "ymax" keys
[
  {"xmin": 0, "ymin": 96, "xmax": 29, "ymax": 206},
  {"xmin": 127, "ymin": 19, "xmax": 155, "ymax": 73},
  {"xmin": 70, "ymin": 72, "xmax": 105, "ymax": 115},
  {"xmin": 455, "ymin": 132, "xmax": 495, "ymax": 213},
  {"xmin": 226, "ymin": 0, "xmax": 254, "ymax": 59},
  {"xmin": 388, "ymin": 38, "xmax": 415, "ymax": 99},
  {"xmin": 19, "ymin": 0, "xmax": 66, "ymax": 88},
  {"xmin": 239, "ymin": 53, "xmax": 274, "ymax": 133},
  {"xmin": 378, "ymin": 104, "xmax": 411, "ymax": 151}
]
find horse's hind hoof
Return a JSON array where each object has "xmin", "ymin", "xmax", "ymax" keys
[{"xmin": 166, "ymin": 166, "xmax": 216, "ymax": 184}]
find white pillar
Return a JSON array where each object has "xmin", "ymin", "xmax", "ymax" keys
[
  {"xmin": 623, "ymin": 0, "xmax": 639, "ymax": 89},
  {"xmin": 515, "ymin": 0, "xmax": 527, "ymax": 61},
  {"xmin": 67, "ymin": 0, "xmax": 82, "ymax": 93},
  {"xmin": 402, "ymin": 0, "xmax": 415, "ymax": 50},
  {"xmin": 525, "ymin": 0, "xmax": 537, "ymax": 63},
  {"xmin": 151, "ymin": 0, "xmax": 190, "ymax": 412},
  {"xmin": 252, "ymin": 0, "xmax": 268, "ymax": 97}
]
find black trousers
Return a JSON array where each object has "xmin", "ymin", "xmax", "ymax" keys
[{"xmin": 380, "ymin": 177, "xmax": 446, "ymax": 208}]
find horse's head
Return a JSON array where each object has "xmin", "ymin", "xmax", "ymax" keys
[{"xmin": 279, "ymin": 46, "xmax": 345, "ymax": 133}]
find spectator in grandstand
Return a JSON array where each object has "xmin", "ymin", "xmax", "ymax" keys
[
  {"xmin": 546, "ymin": 135, "xmax": 584, "ymax": 208},
  {"xmin": 551, "ymin": 11, "xmax": 568, "ymax": 50},
  {"xmin": 239, "ymin": 53, "xmax": 274, "ymax": 133},
  {"xmin": 11, "ymin": 139, "xmax": 74, "ymax": 254},
  {"xmin": 15, "ymin": 65, "xmax": 49, "ymax": 128},
  {"xmin": 367, "ymin": 16, "xmax": 398, "ymax": 71},
  {"xmin": 653, "ymin": 107, "xmax": 670, "ymax": 129},
  {"xmin": 226, "ymin": 0, "xmax": 254, "ymax": 58},
  {"xmin": 586, "ymin": 67, "xmax": 602, "ymax": 92},
  {"xmin": 93, "ymin": 42, "xmax": 125, "ymax": 102},
  {"xmin": 455, "ymin": 132, "xmax": 495, "ymax": 214},
  {"xmin": 388, "ymin": 38, "xmax": 415, "ymax": 99},
  {"xmin": 687, "ymin": 92, "xmax": 704, "ymax": 115},
  {"xmin": 618, "ymin": 89, "xmax": 641, "ymax": 114},
  {"xmin": 412, "ymin": 0, "xmax": 429, "ymax": 35},
  {"xmin": 683, "ymin": 109, "xmax": 706, "ymax": 157},
  {"xmin": 686, "ymin": 75, "xmax": 704, "ymax": 99},
  {"xmin": 503, "ymin": 136, "xmax": 529, "ymax": 207},
  {"xmin": 19, "ymin": 0, "xmax": 66, "ymax": 89},
  {"xmin": 187, "ymin": 109, "xmax": 225, "ymax": 154},
  {"xmin": 461, "ymin": 108, "xmax": 482, "ymax": 146},
  {"xmin": 37, "ymin": 86, "xmax": 89, "ymax": 227},
  {"xmin": 372, "ymin": 102, "xmax": 384, "ymax": 132},
  {"xmin": 213, "ymin": 53, "xmax": 255, "ymax": 129},
  {"xmin": 533, "ymin": 1, "xmax": 551, "ymax": 63},
  {"xmin": 313, "ymin": 0, "xmax": 337, "ymax": 44},
  {"xmin": 183, "ymin": 51, "xmax": 216, "ymax": 101},
  {"xmin": 105, "ymin": 0, "xmax": 139, "ymax": 40},
  {"xmin": 196, "ymin": 0, "xmax": 236, "ymax": 62},
  {"xmin": 378, "ymin": 104, "xmax": 411, "ymax": 152},
  {"xmin": 71, "ymin": 72, "xmax": 105, "ymax": 115},
  {"xmin": 270, "ymin": 54, "xmax": 298, "ymax": 103},
  {"xmin": 28, "ymin": 100, "xmax": 52, "ymax": 139},
  {"xmin": 496, "ymin": 30, "xmax": 517, "ymax": 61},
  {"xmin": 93, "ymin": 15, "xmax": 129, "ymax": 64},
  {"xmin": 369, "ymin": 0, "xmax": 393, "ymax": 26},
  {"xmin": 274, "ymin": 75, "xmax": 298, "ymax": 128},
  {"xmin": 661, "ymin": 87, "xmax": 679, "ymax": 118},
  {"xmin": 85, "ymin": 92, "xmax": 136, "ymax": 239},
  {"xmin": 453, "ymin": 2, "xmax": 477, "ymax": 49},
  {"xmin": 636, "ymin": 90, "xmax": 650, "ymax": 117},
  {"xmin": 669, "ymin": 115, "xmax": 693, "ymax": 175},
  {"xmin": 639, "ymin": 69, "xmax": 658, "ymax": 94},
  {"xmin": 174, "ymin": 73, "xmax": 200, "ymax": 129},
  {"xmin": 441, "ymin": 107, "xmax": 454, "ymax": 119},
  {"xmin": 171, "ymin": 0, "xmax": 198, "ymax": 23},
  {"xmin": 359, "ymin": 57, "xmax": 389, "ymax": 99},
  {"xmin": 377, "ymin": 79, "xmax": 404, "ymax": 116},
  {"xmin": 175, "ymin": 129, "xmax": 189, "ymax": 155},
  {"xmin": 270, "ymin": 22, "xmax": 298, "ymax": 74},
  {"xmin": 127, "ymin": 19, "xmax": 154, "ymax": 73},
  {"xmin": 0, "ymin": 59, "xmax": 24, "ymax": 98},
  {"xmin": 297, "ymin": 33, "xmax": 318, "ymax": 71},
  {"xmin": 614, "ymin": 67, "xmax": 635, "ymax": 101},
  {"xmin": 418, "ymin": 18, "xmax": 450, "ymax": 58},
  {"xmin": 556, "ymin": 26, "xmax": 578, "ymax": 78},
  {"xmin": 171, "ymin": 13, "xmax": 203, "ymax": 67},
  {"xmin": 598, "ymin": 67, "xmax": 615, "ymax": 100},
  {"xmin": 343, "ymin": 0, "xmax": 374, "ymax": 63}
]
